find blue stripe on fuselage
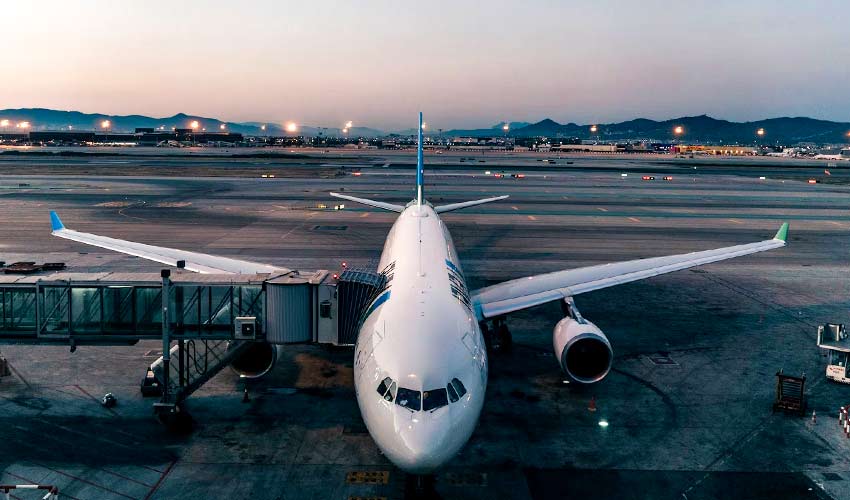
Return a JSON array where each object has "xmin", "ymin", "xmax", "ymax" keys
[
  {"xmin": 362, "ymin": 290, "xmax": 391, "ymax": 322},
  {"xmin": 445, "ymin": 259, "xmax": 462, "ymax": 276}
]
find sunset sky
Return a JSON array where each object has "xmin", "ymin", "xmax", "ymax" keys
[{"xmin": 2, "ymin": 0, "xmax": 848, "ymax": 129}]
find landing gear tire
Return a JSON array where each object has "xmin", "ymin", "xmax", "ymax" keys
[
  {"xmin": 405, "ymin": 474, "xmax": 440, "ymax": 500},
  {"xmin": 496, "ymin": 323, "xmax": 513, "ymax": 353}
]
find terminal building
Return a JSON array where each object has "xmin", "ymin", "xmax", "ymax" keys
[{"xmin": 8, "ymin": 130, "xmax": 244, "ymax": 146}]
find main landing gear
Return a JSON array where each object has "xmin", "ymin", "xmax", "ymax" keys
[{"xmin": 481, "ymin": 317, "xmax": 512, "ymax": 353}]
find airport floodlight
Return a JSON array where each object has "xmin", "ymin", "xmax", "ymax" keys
[
  {"xmin": 0, "ymin": 119, "xmax": 8, "ymax": 127},
  {"xmin": 343, "ymin": 128, "xmax": 349, "ymax": 134},
  {"xmin": 345, "ymin": 121, "xmax": 353, "ymax": 129},
  {"xmin": 101, "ymin": 119, "xmax": 111, "ymax": 130},
  {"xmin": 503, "ymin": 123, "xmax": 510, "ymax": 132},
  {"xmin": 590, "ymin": 125, "xmax": 598, "ymax": 133},
  {"xmin": 190, "ymin": 120, "xmax": 200, "ymax": 130},
  {"xmin": 260, "ymin": 125, "xmax": 266, "ymax": 131},
  {"xmin": 674, "ymin": 126, "xmax": 684, "ymax": 135},
  {"xmin": 18, "ymin": 121, "xmax": 30, "ymax": 129},
  {"xmin": 220, "ymin": 124, "xmax": 226, "ymax": 130},
  {"xmin": 285, "ymin": 122, "xmax": 298, "ymax": 133},
  {"xmin": 421, "ymin": 122, "xmax": 427, "ymax": 130},
  {"xmin": 757, "ymin": 128, "xmax": 765, "ymax": 137}
]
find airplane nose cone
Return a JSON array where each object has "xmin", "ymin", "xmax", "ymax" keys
[{"xmin": 393, "ymin": 422, "xmax": 456, "ymax": 474}]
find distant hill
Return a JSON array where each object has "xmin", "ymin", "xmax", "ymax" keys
[
  {"xmin": 2, "ymin": 108, "xmax": 848, "ymax": 144},
  {"xmin": 507, "ymin": 115, "xmax": 850, "ymax": 144},
  {"xmin": 0, "ymin": 108, "xmax": 279, "ymax": 135},
  {"xmin": 0, "ymin": 108, "xmax": 391, "ymax": 137}
]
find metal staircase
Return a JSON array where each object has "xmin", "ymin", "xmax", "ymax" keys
[{"xmin": 150, "ymin": 340, "xmax": 252, "ymax": 405}]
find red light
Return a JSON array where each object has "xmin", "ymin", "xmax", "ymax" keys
[
  {"xmin": 352, "ymin": 172, "xmax": 362, "ymax": 176},
  {"xmin": 332, "ymin": 273, "xmax": 339, "ymax": 280},
  {"xmin": 808, "ymin": 179, "xmax": 817, "ymax": 184},
  {"xmin": 341, "ymin": 262, "xmax": 348, "ymax": 268}
]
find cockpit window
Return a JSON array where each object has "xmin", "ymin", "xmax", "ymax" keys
[
  {"xmin": 396, "ymin": 387, "xmax": 421, "ymax": 411},
  {"xmin": 450, "ymin": 378, "xmax": 467, "ymax": 399},
  {"xmin": 447, "ymin": 382, "xmax": 459, "ymax": 403},
  {"xmin": 422, "ymin": 388, "xmax": 449, "ymax": 411},
  {"xmin": 376, "ymin": 377, "xmax": 396, "ymax": 402}
]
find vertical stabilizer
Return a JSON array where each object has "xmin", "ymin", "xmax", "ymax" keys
[{"xmin": 417, "ymin": 112, "xmax": 424, "ymax": 206}]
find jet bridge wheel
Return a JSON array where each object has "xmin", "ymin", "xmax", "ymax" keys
[{"xmin": 155, "ymin": 403, "xmax": 194, "ymax": 434}]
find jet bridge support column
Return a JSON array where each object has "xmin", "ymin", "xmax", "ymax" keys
[{"xmin": 153, "ymin": 269, "xmax": 193, "ymax": 432}]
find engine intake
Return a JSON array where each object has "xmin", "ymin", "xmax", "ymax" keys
[
  {"xmin": 553, "ymin": 317, "xmax": 613, "ymax": 384},
  {"xmin": 229, "ymin": 342, "xmax": 280, "ymax": 379}
]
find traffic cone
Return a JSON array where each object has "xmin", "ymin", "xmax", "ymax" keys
[
  {"xmin": 588, "ymin": 396, "xmax": 597, "ymax": 412},
  {"xmin": 242, "ymin": 387, "xmax": 250, "ymax": 403}
]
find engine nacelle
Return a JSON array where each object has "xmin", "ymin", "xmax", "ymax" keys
[
  {"xmin": 229, "ymin": 342, "xmax": 281, "ymax": 379},
  {"xmin": 553, "ymin": 317, "xmax": 613, "ymax": 384}
]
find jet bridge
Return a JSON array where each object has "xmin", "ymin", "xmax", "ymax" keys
[{"xmin": 0, "ymin": 267, "xmax": 385, "ymax": 427}]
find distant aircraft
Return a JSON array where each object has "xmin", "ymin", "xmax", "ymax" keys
[
  {"xmin": 813, "ymin": 154, "xmax": 849, "ymax": 161},
  {"xmin": 49, "ymin": 113, "xmax": 789, "ymax": 475}
]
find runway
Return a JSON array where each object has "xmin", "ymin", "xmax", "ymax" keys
[{"xmin": 0, "ymin": 153, "xmax": 848, "ymax": 499}]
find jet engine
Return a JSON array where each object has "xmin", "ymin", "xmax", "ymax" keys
[
  {"xmin": 553, "ymin": 317, "xmax": 613, "ymax": 384},
  {"xmin": 229, "ymin": 342, "xmax": 281, "ymax": 379}
]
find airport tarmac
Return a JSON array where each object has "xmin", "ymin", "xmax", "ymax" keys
[{"xmin": 1, "ymin": 154, "xmax": 849, "ymax": 499}]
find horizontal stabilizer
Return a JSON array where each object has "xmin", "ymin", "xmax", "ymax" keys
[
  {"xmin": 434, "ymin": 195, "xmax": 509, "ymax": 214},
  {"xmin": 329, "ymin": 192, "xmax": 404, "ymax": 213}
]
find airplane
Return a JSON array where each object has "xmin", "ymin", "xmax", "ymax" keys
[{"xmin": 48, "ymin": 112, "xmax": 789, "ymax": 475}]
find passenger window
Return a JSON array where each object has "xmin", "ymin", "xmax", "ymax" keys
[
  {"xmin": 450, "ymin": 378, "xmax": 467, "ymax": 398},
  {"xmin": 396, "ymin": 387, "xmax": 421, "ymax": 411},
  {"xmin": 447, "ymin": 383, "xmax": 459, "ymax": 403},
  {"xmin": 422, "ymin": 388, "xmax": 449, "ymax": 411}
]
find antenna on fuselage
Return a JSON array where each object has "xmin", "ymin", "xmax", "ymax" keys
[{"xmin": 416, "ymin": 111, "xmax": 424, "ymax": 207}]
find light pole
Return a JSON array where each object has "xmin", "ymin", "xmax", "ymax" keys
[
  {"xmin": 503, "ymin": 123, "xmax": 510, "ymax": 152},
  {"xmin": 101, "ymin": 119, "xmax": 111, "ymax": 143},
  {"xmin": 190, "ymin": 120, "xmax": 200, "ymax": 146}
]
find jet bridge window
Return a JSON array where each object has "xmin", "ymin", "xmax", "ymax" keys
[
  {"xmin": 396, "ymin": 387, "xmax": 421, "ymax": 411},
  {"xmin": 422, "ymin": 388, "xmax": 449, "ymax": 411},
  {"xmin": 376, "ymin": 377, "xmax": 397, "ymax": 402}
]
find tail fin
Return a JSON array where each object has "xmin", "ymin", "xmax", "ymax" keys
[{"xmin": 416, "ymin": 111, "xmax": 424, "ymax": 206}]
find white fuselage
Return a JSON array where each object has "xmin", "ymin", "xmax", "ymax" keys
[{"xmin": 353, "ymin": 203, "xmax": 488, "ymax": 474}]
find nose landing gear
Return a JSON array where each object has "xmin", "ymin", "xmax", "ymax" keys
[{"xmin": 404, "ymin": 474, "xmax": 440, "ymax": 499}]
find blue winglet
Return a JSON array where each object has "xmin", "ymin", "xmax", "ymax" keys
[{"xmin": 50, "ymin": 211, "xmax": 64, "ymax": 231}]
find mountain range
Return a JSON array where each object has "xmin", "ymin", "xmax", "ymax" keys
[{"xmin": 1, "ymin": 108, "xmax": 849, "ymax": 144}]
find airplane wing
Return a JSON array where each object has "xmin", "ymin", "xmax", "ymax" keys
[
  {"xmin": 471, "ymin": 223, "xmax": 788, "ymax": 319},
  {"xmin": 49, "ymin": 211, "xmax": 286, "ymax": 274}
]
